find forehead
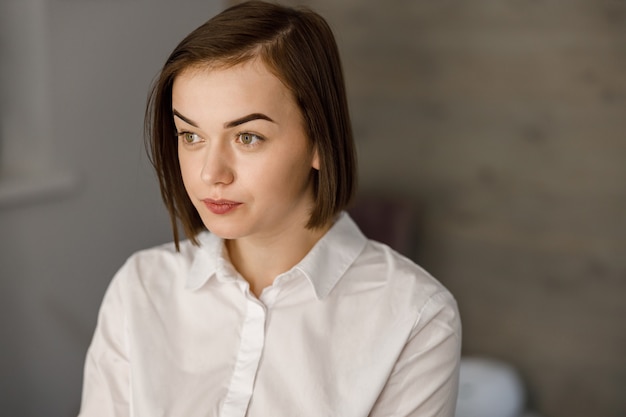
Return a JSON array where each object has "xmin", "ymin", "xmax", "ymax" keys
[{"xmin": 172, "ymin": 59, "xmax": 298, "ymax": 124}]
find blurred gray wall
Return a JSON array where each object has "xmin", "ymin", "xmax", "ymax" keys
[
  {"xmin": 266, "ymin": 1, "xmax": 625, "ymax": 416},
  {"xmin": 0, "ymin": 1, "xmax": 223, "ymax": 416}
]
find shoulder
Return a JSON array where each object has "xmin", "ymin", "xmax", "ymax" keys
[
  {"xmin": 123, "ymin": 237, "xmax": 198, "ymax": 273},
  {"xmin": 347, "ymin": 239, "xmax": 459, "ymax": 327},
  {"xmin": 110, "ymin": 234, "xmax": 209, "ymax": 294},
  {"xmin": 353, "ymin": 240, "xmax": 451, "ymax": 297}
]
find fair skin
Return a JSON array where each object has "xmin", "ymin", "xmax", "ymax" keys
[{"xmin": 172, "ymin": 59, "xmax": 330, "ymax": 297}]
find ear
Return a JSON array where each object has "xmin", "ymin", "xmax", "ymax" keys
[{"xmin": 311, "ymin": 147, "xmax": 320, "ymax": 171}]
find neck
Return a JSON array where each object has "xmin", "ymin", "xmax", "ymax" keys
[{"xmin": 225, "ymin": 221, "xmax": 331, "ymax": 298}]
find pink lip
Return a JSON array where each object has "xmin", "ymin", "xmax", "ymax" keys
[{"xmin": 202, "ymin": 199, "xmax": 242, "ymax": 215}]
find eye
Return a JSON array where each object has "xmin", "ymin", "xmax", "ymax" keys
[
  {"xmin": 237, "ymin": 132, "xmax": 263, "ymax": 146},
  {"xmin": 178, "ymin": 131, "xmax": 201, "ymax": 144}
]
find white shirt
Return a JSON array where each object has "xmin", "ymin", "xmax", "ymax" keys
[{"xmin": 79, "ymin": 213, "xmax": 461, "ymax": 417}]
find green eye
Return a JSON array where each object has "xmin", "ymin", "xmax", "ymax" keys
[
  {"xmin": 238, "ymin": 133, "xmax": 262, "ymax": 146},
  {"xmin": 179, "ymin": 131, "xmax": 200, "ymax": 144}
]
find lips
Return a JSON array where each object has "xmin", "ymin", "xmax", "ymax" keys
[{"xmin": 202, "ymin": 199, "xmax": 242, "ymax": 215}]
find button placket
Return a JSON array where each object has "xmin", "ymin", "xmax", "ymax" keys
[{"xmin": 220, "ymin": 296, "xmax": 267, "ymax": 417}]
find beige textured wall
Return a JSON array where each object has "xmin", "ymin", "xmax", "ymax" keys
[{"xmin": 232, "ymin": 1, "xmax": 626, "ymax": 416}]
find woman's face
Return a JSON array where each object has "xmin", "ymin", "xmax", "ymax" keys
[{"xmin": 172, "ymin": 59, "xmax": 319, "ymax": 241}]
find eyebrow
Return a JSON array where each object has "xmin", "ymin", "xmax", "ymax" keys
[
  {"xmin": 172, "ymin": 109, "xmax": 276, "ymax": 129},
  {"xmin": 173, "ymin": 109, "xmax": 198, "ymax": 127},
  {"xmin": 225, "ymin": 113, "xmax": 276, "ymax": 128}
]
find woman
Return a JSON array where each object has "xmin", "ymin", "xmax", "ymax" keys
[{"xmin": 78, "ymin": 1, "xmax": 461, "ymax": 416}]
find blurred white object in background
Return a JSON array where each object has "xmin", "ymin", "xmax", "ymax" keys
[{"xmin": 455, "ymin": 357, "xmax": 526, "ymax": 417}]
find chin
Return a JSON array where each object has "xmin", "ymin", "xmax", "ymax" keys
[
  {"xmin": 201, "ymin": 219, "xmax": 248, "ymax": 240},
  {"xmin": 208, "ymin": 229, "xmax": 244, "ymax": 240}
]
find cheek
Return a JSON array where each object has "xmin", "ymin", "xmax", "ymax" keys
[
  {"xmin": 178, "ymin": 151, "xmax": 199, "ymax": 189},
  {"xmin": 236, "ymin": 158, "xmax": 289, "ymax": 195},
  {"xmin": 269, "ymin": 155, "xmax": 315, "ymax": 193}
]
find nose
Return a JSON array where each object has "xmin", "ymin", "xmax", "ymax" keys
[{"xmin": 200, "ymin": 142, "xmax": 235, "ymax": 186}]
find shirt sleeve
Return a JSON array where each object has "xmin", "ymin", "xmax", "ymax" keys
[
  {"xmin": 369, "ymin": 291, "xmax": 462, "ymax": 417},
  {"xmin": 78, "ymin": 270, "xmax": 131, "ymax": 417}
]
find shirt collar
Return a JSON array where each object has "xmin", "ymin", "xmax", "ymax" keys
[
  {"xmin": 186, "ymin": 231, "xmax": 221, "ymax": 291},
  {"xmin": 294, "ymin": 212, "xmax": 367, "ymax": 299},
  {"xmin": 185, "ymin": 212, "xmax": 368, "ymax": 299}
]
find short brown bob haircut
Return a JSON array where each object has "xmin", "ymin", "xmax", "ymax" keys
[{"xmin": 145, "ymin": 0, "xmax": 357, "ymax": 248}]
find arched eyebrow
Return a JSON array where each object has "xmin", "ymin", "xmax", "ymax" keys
[
  {"xmin": 172, "ymin": 109, "xmax": 275, "ymax": 129},
  {"xmin": 224, "ymin": 113, "xmax": 276, "ymax": 128},
  {"xmin": 173, "ymin": 109, "xmax": 198, "ymax": 127}
]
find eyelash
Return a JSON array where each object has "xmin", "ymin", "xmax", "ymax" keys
[
  {"xmin": 177, "ymin": 131, "xmax": 202, "ymax": 146},
  {"xmin": 235, "ymin": 132, "xmax": 264, "ymax": 148},
  {"xmin": 175, "ymin": 130, "xmax": 265, "ymax": 148}
]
